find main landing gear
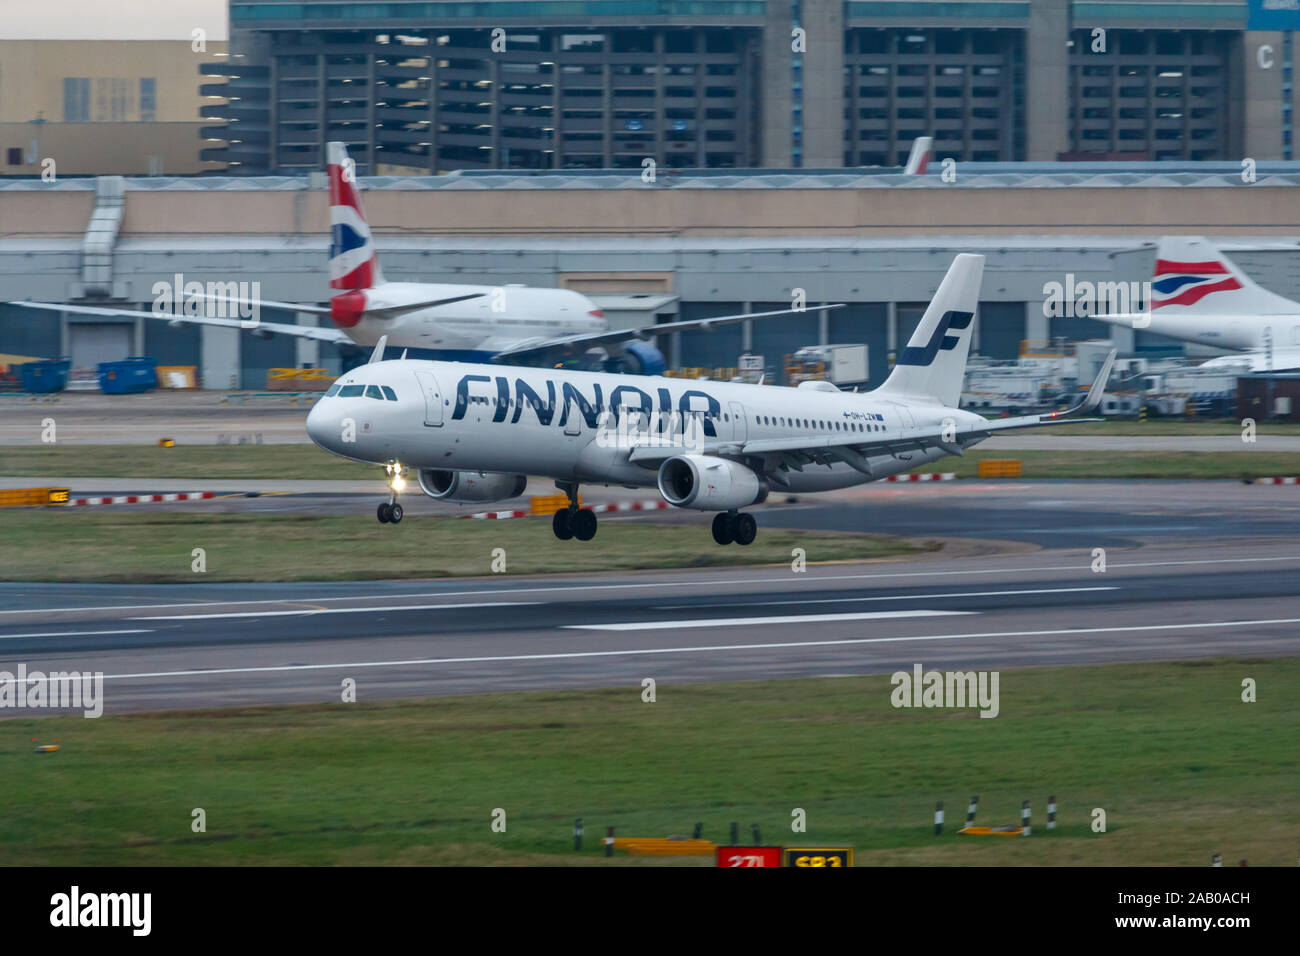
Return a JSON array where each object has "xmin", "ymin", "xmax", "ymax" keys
[
  {"xmin": 552, "ymin": 481, "xmax": 598, "ymax": 541},
  {"xmin": 377, "ymin": 462, "xmax": 405, "ymax": 524},
  {"xmin": 712, "ymin": 510, "xmax": 757, "ymax": 546}
]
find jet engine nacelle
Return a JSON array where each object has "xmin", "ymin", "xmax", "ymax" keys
[
  {"xmin": 657, "ymin": 455, "xmax": 768, "ymax": 511},
  {"xmin": 418, "ymin": 469, "xmax": 527, "ymax": 503}
]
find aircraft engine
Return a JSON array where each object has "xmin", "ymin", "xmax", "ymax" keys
[
  {"xmin": 417, "ymin": 470, "xmax": 527, "ymax": 503},
  {"xmin": 616, "ymin": 341, "xmax": 666, "ymax": 377},
  {"xmin": 656, "ymin": 455, "xmax": 768, "ymax": 511}
]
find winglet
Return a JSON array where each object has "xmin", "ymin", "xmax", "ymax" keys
[
  {"xmin": 1081, "ymin": 349, "xmax": 1117, "ymax": 412},
  {"xmin": 368, "ymin": 334, "xmax": 388, "ymax": 364}
]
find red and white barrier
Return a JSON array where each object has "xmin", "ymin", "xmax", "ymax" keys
[
  {"xmin": 463, "ymin": 500, "xmax": 672, "ymax": 519},
  {"xmin": 590, "ymin": 500, "xmax": 671, "ymax": 513},
  {"xmin": 69, "ymin": 492, "xmax": 217, "ymax": 507},
  {"xmin": 884, "ymin": 473, "xmax": 957, "ymax": 482},
  {"xmin": 1255, "ymin": 477, "xmax": 1299, "ymax": 485},
  {"xmin": 463, "ymin": 509, "xmax": 530, "ymax": 520}
]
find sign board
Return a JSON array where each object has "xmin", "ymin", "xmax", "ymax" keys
[
  {"xmin": 738, "ymin": 353, "xmax": 765, "ymax": 371},
  {"xmin": 1248, "ymin": 0, "xmax": 1300, "ymax": 29},
  {"xmin": 782, "ymin": 847, "xmax": 854, "ymax": 867},
  {"xmin": 715, "ymin": 846, "xmax": 782, "ymax": 867}
]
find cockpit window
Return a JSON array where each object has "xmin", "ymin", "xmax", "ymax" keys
[
  {"xmin": 325, "ymin": 384, "xmax": 340, "ymax": 397},
  {"xmin": 365, "ymin": 385, "xmax": 384, "ymax": 400},
  {"xmin": 381, "ymin": 386, "xmax": 397, "ymax": 401},
  {"xmin": 338, "ymin": 385, "xmax": 364, "ymax": 397}
]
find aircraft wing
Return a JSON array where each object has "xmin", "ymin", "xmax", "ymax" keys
[
  {"xmin": 629, "ymin": 350, "xmax": 1116, "ymax": 474},
  {"xmin": 5, "ymin": 300, "xmax": 354, "ymax": 344},
  {"xmin": 493, "ymin": 304, "xmax": 846, "ymax": 361}
]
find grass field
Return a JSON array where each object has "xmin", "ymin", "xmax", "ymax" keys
[
  {"xmin": 0, "ymin": 511, "xmax": 936, "ymax": 582},
  {"xmin": 4, "ymin": 658, "xmax": 1295, "ymax": 865},
  {"xmin": 3, "ymin": 442, "xmax": 1299, "ymax": 481}
]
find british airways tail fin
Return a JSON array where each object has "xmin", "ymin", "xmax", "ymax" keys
[
  {"xmin": 1153, "ymin": 237, "xmax": 1297, "ymax": 316},
  {"xmin": 903, "ymin": 136, "xmax": 933, "ymax": 175},
  {"xmin": 327, "ymin": 142, "xmax": 384, "ymax": 291},
  {"xmin": 875, "ymin": 253, "xmax": 984, "ymax": 408}
]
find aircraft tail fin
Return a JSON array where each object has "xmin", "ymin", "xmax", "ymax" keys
[
  {"xmin": 876, "ymin": 253, "xmax": 984, "ymax": 408},
  {"xmin": 903, "ymin": 137, "xmax": 933, "ymax": 175},
  {"xmin": 327, "ymin": 141, "xmax": 384, "ymax": 291},
  {"xmin": 1153, "ymin": 237, "xmax": 1297, "ymax": 316}
]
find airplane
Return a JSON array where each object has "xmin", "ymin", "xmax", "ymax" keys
[
  {"xmin": 902, "ymin": 136, "xmax": 933, "ymax": 175},
  {"xmin": 305, "ymin": 253, "xmax": 1116, "ymax": 544},
  {"xmin": 1092, "ymin": 236, "xmax": 1300, "ymax": 371},
  {"xmin": 6, "ymin": 142, "xmax": 839, "ymax": 377}
]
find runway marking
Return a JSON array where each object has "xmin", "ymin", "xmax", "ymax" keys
[
  {"xmin": 132, "ymin": 601, "xmax": 540, "ymax": 621},
  {"xmin": 0, "ymin": 629, "xmax": 153, "ymax": 640},
  {"xmin": 5, "ymin": 554, "xmax": 1300, "ymax": 617},
  {"xmin": 83, "ymin": 616, "xmax": 1300, "ymax": 684},
  {"xmin": 569, "ymin": 609, "xmax": 972, "ymax": 631},
  {"xmin": 655, "ymin": 585, "xmax": 1118, "ymax": 610}
]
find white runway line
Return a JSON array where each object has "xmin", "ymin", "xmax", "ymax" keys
[
  {"xmin": 82, "ymin": 615, "xmax": 1300, "ymax": 685},
  {"xmin": 132, "ymin": 601, "xmax": 540, "ymax": 621},
  {"xmin": 0, "ymin": 629, "xmax": 153, "ymax": 641},
  {"xmin": 5, "ymin": 553, "xmax": 1300, "ymax": 618},
  {"xmin": 568, "ymin": 609, "xmax": 974, "ymax": 631},
  {"xmin": 655, "ymin": 585, "xmax": 1118, "ymax": 610}
]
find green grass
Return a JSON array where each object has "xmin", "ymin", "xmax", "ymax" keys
[
  {"xmin": 3, "ymin": 441, "xmax": 1299, "ymax": 481},
  {"xmin": 945, "ymin": 448, "xmax": 1300, "ymax": 480},
  {"xmin": 0, "ymin": 511, "xmax": 935, "ymax": 583},
  {"xmin": 0, "ymin": 444, "xmax": 376, "ymax": 480},
  {"xmin": 4, "ymin": 658, "xmax": 1296, "ymax": 865}
]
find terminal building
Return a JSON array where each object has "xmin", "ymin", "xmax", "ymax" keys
[
  {"xmin": 203, "ymin": 0, "xmax": 1297, "ymax": 174},
  {"xmin": 1, "ymin": 166, "xmax": 1297, "ymax": 388}
]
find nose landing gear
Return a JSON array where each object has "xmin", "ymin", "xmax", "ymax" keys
[
  {"xmin": 378, "ymin": 462, "xmax": 405, "ymax": 524},
  {"xmin": 552, "ymin": 481, "xmax": 598, "ymax": 541},
  {"xmin": 712, "ymin": 510, "xmax": 756, "ymax": 546}
]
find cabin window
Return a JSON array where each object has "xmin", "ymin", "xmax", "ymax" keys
[
  {"xmin": 381, "ymin": 386, "xmax": 397, "ymax": 401},
  {"xmin": 325, "ymin": 384, "xmax": 340, "ymax": 397},
  {"xmin": 339, "ymin": 385, "xmax": 364, "ymax": 397},
  {"xmin": 366, "ymin": 386, "xmax": 384, "ymax": 400}
]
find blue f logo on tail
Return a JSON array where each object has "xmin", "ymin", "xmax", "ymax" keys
[{"xmin": 897, "ymin": 311, "xmax": 973, "ymax": 366}]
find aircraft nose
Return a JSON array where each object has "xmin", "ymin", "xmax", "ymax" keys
[{"xmin": 305, "ymin": 398, "xmax": 334, "ymax": 450}]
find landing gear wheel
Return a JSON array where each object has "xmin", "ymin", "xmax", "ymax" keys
[
  {"xmin": 572, "ymin": 508, "xmax": 598, "ymax": 541},
  {"xmin": 388, "ymin": 502, "xmax": 403, "ymax": 524},
  {"xmin": 731, "ymin": 512, "xmax": 757, "ymax": 546},
  {"xmin": 552, "ymin": 508, "xmax": 574, "ymax": 541},
  {"xmin": 377, "ymin": 503, "xmax": 392, "ymax": 523},
  {"xmin": 711, "ymin": 512, "xmax": 734, "ymax": 546}
]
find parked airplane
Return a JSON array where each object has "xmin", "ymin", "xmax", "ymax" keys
[
  {"xmin": 306, "ymin": 253, "xmax": 1115, "ymax": 544},
  {"xmin": 7, "ymin": 143, "xmax": 837, "ymax": 376},
  {"xmin": 1092, "ymin": 236, "xmax": 1300, "ymax": 371}
]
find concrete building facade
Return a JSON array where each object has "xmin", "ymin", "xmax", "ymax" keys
[{"xmin": 203, "ymin": 0, "xmax": 1297, "ymax": 174}]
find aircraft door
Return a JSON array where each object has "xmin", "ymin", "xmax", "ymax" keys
[
  {"xmin": 728, "ymin": 401, "xmax": 748, "ymax": 442},
  {"xmin": 414, "ymin": 370, "xmax": 444, "ymax": 426}
]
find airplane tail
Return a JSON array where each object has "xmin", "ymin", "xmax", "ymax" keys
[
  {"xmin": 876, "ymin": 253, "xmax": 984, "ymax": 408},
  {"xmin": 903, "ymin": 136, "xmax": 933, "ymax": 175},
  {"xmin": 1152, "ymin": 237, "xmax": 1297, "ymax": 315},
  {"xmin": 327, "ymin": 141, "xmax": 384, "ymax": 291}
]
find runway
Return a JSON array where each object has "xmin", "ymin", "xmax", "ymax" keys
[{"xmin": 3, "ymin": 539, "xmax": 1298, "ymax": 713}]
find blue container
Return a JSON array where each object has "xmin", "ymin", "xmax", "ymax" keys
[
  {"xmin": 18, "ymin": 359, "xmax": 71, "ymax": 394},
  {"xmin": 98, "ymin": 356, "xmax": 158, "ymax": 394}
]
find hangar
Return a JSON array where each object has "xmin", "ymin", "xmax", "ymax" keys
[{"xmin": 1, "ymin": 165, "xmax": 1298, "ymax": 388}]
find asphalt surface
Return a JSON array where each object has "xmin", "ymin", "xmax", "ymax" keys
[
  {"xmin": 2, "ymin": 534, "xmax": 1298, "ymax": 713},
  {"xmin": 4, "ymin": 390, "xmax": 1300, "ymax": 450}
]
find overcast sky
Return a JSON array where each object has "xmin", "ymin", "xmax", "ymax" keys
[{"xmin": 5, "ymin": 0, "xmax": 228, "ymax": 40}]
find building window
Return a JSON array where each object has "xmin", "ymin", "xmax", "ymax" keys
[
  {"xmin": 140, "ymin": 78, "xmax": 156, "ymax": 121},
  {"xmin": 64, "ymin": 78, "xmax": 90, "ymax": 122}
]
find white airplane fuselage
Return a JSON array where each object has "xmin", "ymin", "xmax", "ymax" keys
[
  {"xmin": 334, "ymin": 282, "xmax": 604, "ymax": 356},
  {"xmin": 306, "ymin": 358, "xmax": 986, "ymax": 492}
]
